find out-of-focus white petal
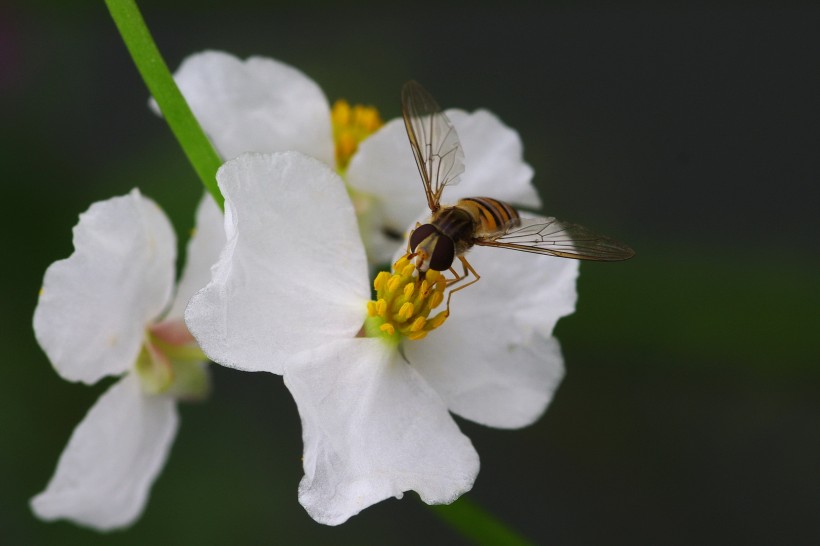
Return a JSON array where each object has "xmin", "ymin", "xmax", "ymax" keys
[
  {"xmin": 30, "ymin": 373, "xmax": 178, "ymax": 531},
  {"xmin": 33, "ymin": 190, "xmax": 176, "ymax": 384},
  {"xmin": 285, "ymin": 338, "xmax": 479, "ymax": 526},
  {"xmin": 406, "ymin": 243, "xmax": 578, "ymax": 428},
  {"xmin": 166, "ymin": 193, "xmax": 225, "ymax": 321},
  {"xmin": 185, "ymin": 152, "xmax": 369, "ymax": 375},
  {"xmin": 167, "ymin": 50, "xmax": 334, "ymax": 165},
  {"xmin": 445, "ymin": 109, "xmax": 540, "ymax": 208},
  {"xmin": 346, "ymin": 117, "xmax": 422, "ymax": 239},
  {"xmin": 347, "ymin": 109, "xmax": 540, "ymax": 241}
]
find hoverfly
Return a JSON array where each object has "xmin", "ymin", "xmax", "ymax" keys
[{"xmin": 402, "ymin": 80, "xmax": 634, "ymax": 311}]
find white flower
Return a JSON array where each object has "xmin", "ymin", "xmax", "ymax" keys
[
  {"xmin": 167, "ymin": 50, "xmax": 539, "ymax": 263},
  {"xmin": 345, "ymin": 109, "xmax": 542, "ymax": 257},
  {"xmin": 31, "ymin": 190, "xmax": 224, "ymax": 531},
  {"xmin": 185, "ymin": 151, "xmax": 578, "ymax": 525},
  {"xmin": 167, "ymin": 50, "xmax": 334, "ymax": 165}
]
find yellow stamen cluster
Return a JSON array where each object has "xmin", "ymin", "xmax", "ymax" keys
[
  {"xmin": 332, "ymin": 99, "xmax": 383, "ymax": 170},
  {"xmin": 365, "ymin": 255, "xmax": 449, "ymax": 342}
]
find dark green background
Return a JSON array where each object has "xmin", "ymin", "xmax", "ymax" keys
[{"xmin": 3, "ymin": 3, "xmax": 818, "ymax": 544}]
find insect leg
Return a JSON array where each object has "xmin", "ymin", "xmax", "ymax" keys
[
  {"xmin": 444, "ymin": 256, "xmax": 481, "ymax": 315},
  {"xmin": 445, "ymin": 265, "xmax": 463, "ymax": 287},
  {"xmin": 406, "ymin": 222, "xmax": 422, "ymax": 255}
]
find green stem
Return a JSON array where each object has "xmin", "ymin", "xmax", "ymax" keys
[
  {"xmin": 104, "ymin": 0, "xmax": 224, "ymax": 210},
  {"xmin": 428, "ymin": 496, "xmax": 536, "ymax": 546}
]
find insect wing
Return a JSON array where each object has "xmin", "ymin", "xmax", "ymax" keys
[
  {"xmin": 401, "ymin": 81, "xmax": 465, "ymax": 212},
  {"xmin": 475, "ymin": 216, "xmax": 635, "ymax": 261}
]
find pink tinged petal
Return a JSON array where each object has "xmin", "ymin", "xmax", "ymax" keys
[
  {"xmin": 346, "ymin": 109, "xmax": 540, "ymax": 241},
  {"xmin": 185, "ymin": 152, "xmax": 370, "ymax": 375},
  {"xmin": 166, "ymin": 193, "xmax": 225, "ymax": 322},
  {"xmin": 407, "ymin": 244, "xmax": 579, "ymax": 428},
  {"xmin": 149, "ymin": 319, "xmax": 195, "ymax": 347},
  {"xmin": 285, "ymin": 338, "xmax": 479, "ymax": 526},
  {"xmin": 33, "ymin": 189, "xmax": 176, "ymax": 384},
  {"xmin": 30, "ymin": 373, "xmax": 179, "ymax": 531},
  {"xmin": 169, "ymin": 50, "xmax": 334, "ymax": 165}
]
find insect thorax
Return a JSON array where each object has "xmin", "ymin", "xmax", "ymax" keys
[{"xmin": 431, "ymin": 206, "xmax": 476, "ymax": 256}]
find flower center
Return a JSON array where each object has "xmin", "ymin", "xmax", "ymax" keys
[
  {"xmin": 364, "ymin": 255, "xmax": 449, "ymax": 344},
  {"xmin": 135, "ymin": 320, "xmax": 210, "ymax": 399},
  {"xmin": 332, "ymin": 99, "xmax": 383, "ymax": 170}
]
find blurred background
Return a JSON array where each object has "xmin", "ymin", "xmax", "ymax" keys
[{"xmin": 2, "ymin": 2, "xmax": 818, "ymax": 544}]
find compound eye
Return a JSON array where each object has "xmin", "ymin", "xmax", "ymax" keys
[
  {"xmin": 409, "ymin": 223, "xmax": 437, "ymax": 252},
  {"xmin": 428, "ymin": 235, "xmax": 455, "ymax": 271}
]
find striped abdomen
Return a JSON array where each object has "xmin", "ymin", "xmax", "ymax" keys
[{"xmin": 456, "ymin": 197, "xmax": 520, "ymax": 238}]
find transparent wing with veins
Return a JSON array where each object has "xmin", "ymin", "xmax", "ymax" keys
[
  {"xmin": 401, "ymin": 80, "xmax": 465, "ymax": 213},
  {"xmin": 475, "ymin": 216, "xmax": 636, "ymax": 261}
]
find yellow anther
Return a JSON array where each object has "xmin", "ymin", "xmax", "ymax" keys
[
  {"xmin": 401, "ymin": 262, "xmax": 416, "ymax": 277},
  {"xmin": 332, "ymin": 99, "xmax": 383, "ymax": 170},
  {"xmin": 419, "ymin": 279, "xmax": 430, "ymax": 297},
  {"xmin": 398, "ymin": 302, "xmax": 414, "ymax": 321},
  {"xmin": 337, "ymin": 134, "xmax": 357, "ymax": 162},
  {"xmin": 366, "ymin": 300, "xmax": 378, "ymax": 317},
  {"xmin": 390, "ymin": 295, "xmax": 407, "ymax": 315},
  {"xmin": 408, "ymin": 331, "xmax": 428, "ymax": 341},
  {"xmin": 410, "ymin": 316, "xmax": 426, "ymax": 332},
  {"xmin": 379, "ymin": 323, "xmax": 395, "ymax": 336},
  {"xmin": 332, "ymin": 99, "xmax": 351, "ymax": 125},
  {"xmin": 403, "ymin": 282, "xmax": 415, "ymax": 299},
  {"xmin": 387, "ymin": 274, "xmax": 402, "ymax": 294},
  {"xmin": 376, "ymin": 298, "xmax": 388, "ymax": 317},
  {"xmin": 428, "ymin": 311, "xmax": 448, "ymax": 329},
  {"xmin": 429, "ymin": 290, "xmax": 444, "ymax": 310},
  {"xmin": 355, "ymin": 104, "xmax": 381, "ymax": 131},
  {"xmin": 374, "ymin": 271, "xmax": 390, "ymax": 291}
]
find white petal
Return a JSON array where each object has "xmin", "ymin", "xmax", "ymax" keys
[
  {"xmin": 285, "ymin": 338, "xmax": 479, "ymax": 525},
  {"xmin": 33, "ymin": 190, "xmax": 176, "ymax": 384},
  {"xmin": 185, "ymin": 152, "xmax": 369, "ymax": 375},
  {"xmin": 346, "ymin": 117, "xmax": 423, "ymax": 239},
  {"xmin": 445, "ymin": 109, "xmax": 540, "ymax": 208},
  {"xmin": 168, "ymin": 50, "xmax": 334, "ymax": 165},
  {"xmin": 442, "ymin": 229, "xmax": 579, "ymax": 333},
  {"xmin": 30, "ymin": 373, "xmax": 178, "ymax": 531},
  {"xmin": 166, "ymin": 193, "xmax": 225, "ymax": 322},
  {"xmin": 407, "ymin": 321, "xmax": 565, "ymax": 429},
  {"xmin": 347, "ymin": 109, "xmax": 540, "ymax": 248},
  {"xmin": 407, "ymin": 243, "xmax": 579, "ymax": 428}
]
